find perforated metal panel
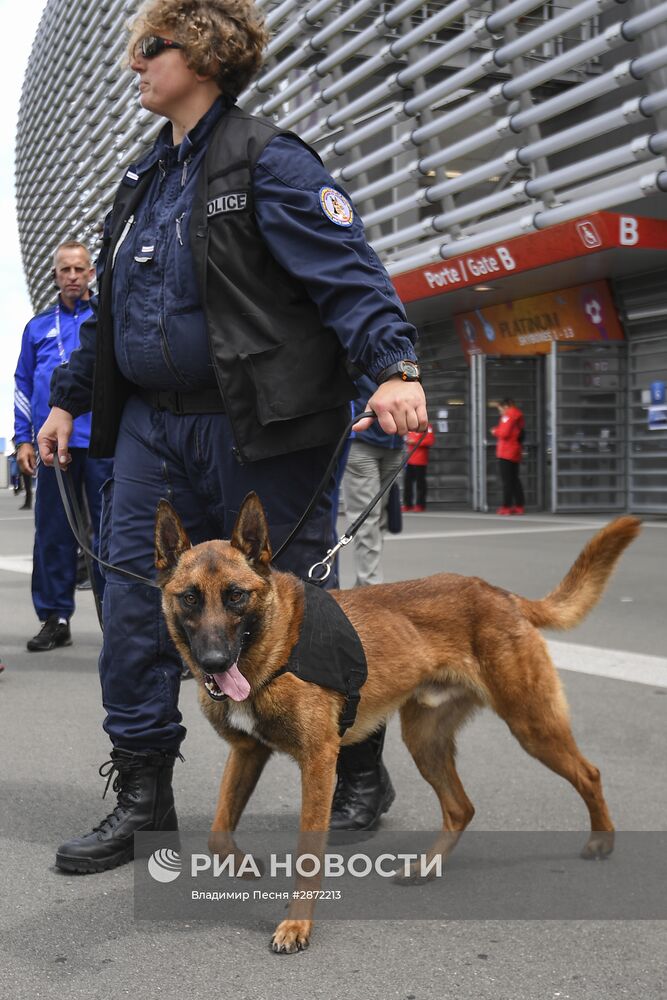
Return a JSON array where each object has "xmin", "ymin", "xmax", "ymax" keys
[
  {"xmin": 628, "ymin": 338, "xmax": 667, "ymax": 513},
  {"xmin": 551, "ymin": 341, "xmax": 628, "ymax": 512},
  {"xmin": 418, "ymin": 325, "xmax": 470, "ymax": 506},
  {"xmin": 615, "ymin": 268, "xmax": 667, "ymax": 513}
]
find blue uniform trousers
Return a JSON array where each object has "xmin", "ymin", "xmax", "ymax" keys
[
  {"xmin": 99, "ymin": 396, "xmax": 338, "ymax": 751},
  {"xmin": 32, "ymin": 449, "xmax": 112, "ymax": 621}
]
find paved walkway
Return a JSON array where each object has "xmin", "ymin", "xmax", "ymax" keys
[{"xmin": 1, "ymin": 491, "xmax": 665, "ymax": 1000}]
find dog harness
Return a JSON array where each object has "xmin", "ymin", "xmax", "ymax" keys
[{"xmin": 269, "ymin": 582, "xmax": 367, "ymax": 736}]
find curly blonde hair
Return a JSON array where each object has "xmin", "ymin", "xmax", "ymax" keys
[{"xmin": 127, "ymin": 0, "xmax": 268, "ymax": 97}]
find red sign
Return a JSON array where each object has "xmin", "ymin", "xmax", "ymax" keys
[
  {"xmin": 455, "ymin": 281, "xmax": 624, "ymax": 359},
  {"xmin": 391, "ymin": 212, "xmax": 667, "ymax": 304}
]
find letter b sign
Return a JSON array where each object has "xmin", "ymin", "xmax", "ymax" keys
[{"xmin": 619, "ymin": 216, "xmax": 639, "ymax": 246}]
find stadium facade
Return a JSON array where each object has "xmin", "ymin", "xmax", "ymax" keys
[{"xmin": 15, "ymin": 0, "xmax": 667, "ymax": 513}]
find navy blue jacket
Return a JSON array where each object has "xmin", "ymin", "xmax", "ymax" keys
[{"xmin": 50, "ymin": 101, "xmax": 418, "ymax": 460}]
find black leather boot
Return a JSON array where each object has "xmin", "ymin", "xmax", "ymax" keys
[
  {"xmin": 55, "ymin": 748, "xmax": 179, "ymax": 874},
  {"xmin": 330, "ymin": 726, "xmax": 395, "ymax": 832}
]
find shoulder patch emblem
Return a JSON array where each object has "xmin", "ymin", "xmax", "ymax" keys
[{"xmin": 319, "ymin": 187, "xmax": 354, "ymax": 227}]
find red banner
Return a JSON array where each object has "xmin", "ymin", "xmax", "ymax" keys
[{"xmin": 391, "ymin": 212, "xmax": 667, "ymax": 304}]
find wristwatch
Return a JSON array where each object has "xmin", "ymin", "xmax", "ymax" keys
[{"xmin": 376, "ymin": 360, "xmax": 422, "ymax": 384}]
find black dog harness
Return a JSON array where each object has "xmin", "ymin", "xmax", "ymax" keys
[{"xmin": 267, "ymin": 582, "xmax": 367, "ymax": 736}]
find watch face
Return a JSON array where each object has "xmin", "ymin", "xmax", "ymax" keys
[{"xmin": 400, "ymin": 362, "xmax": 420, "ymax": 380}]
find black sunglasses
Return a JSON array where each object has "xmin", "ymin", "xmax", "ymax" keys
[{"xmin": 137, "ymin": 35, "xmax": 184, "ymax": 59}]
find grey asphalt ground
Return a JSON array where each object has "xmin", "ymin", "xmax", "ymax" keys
[{"xmin": 1, "ymin": 489, "xmax": 665, "ymax": 1000}]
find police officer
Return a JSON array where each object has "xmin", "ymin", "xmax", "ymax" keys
[
  {"xmin": 38, "ymin": 0, "xmax": 427, "ymax": 874},
  {"xmin": 14, "ymin": 242, "xmax": 113, "ymax": 651}
]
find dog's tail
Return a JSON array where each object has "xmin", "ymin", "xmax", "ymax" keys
[{"xmin": 515, "ymin": 516, "xmax": 641, "ymax": 631}]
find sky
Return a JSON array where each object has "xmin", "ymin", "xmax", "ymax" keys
[{"xmin": 0, "ymin": 0, "xmax": 50, "ymax": 451}]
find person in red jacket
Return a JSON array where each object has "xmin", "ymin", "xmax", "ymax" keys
[
  {"xmin": 491, "ymin": 398, "xmax": 525, "ymax": 515},
  {"xmin": 403, "ymin": 423, "xmax": 435, "ymax": 512}
]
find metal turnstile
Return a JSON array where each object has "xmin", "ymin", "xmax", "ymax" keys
[{"xmin": 550, "ymin": 342, "xmax": 627, "ymax": 512}]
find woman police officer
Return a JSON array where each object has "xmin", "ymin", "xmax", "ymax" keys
[{"xmin": 39, "ymin": 0, "xmax": 427, "ymax": 873}]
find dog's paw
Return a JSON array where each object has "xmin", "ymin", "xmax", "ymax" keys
[
  {"xmin": 580, "ymin": 831, "xmax": 614, "ymax": 860},
  {"xmin": 270, "ymin": 919, "xmax": 312, "ymax": 954}
]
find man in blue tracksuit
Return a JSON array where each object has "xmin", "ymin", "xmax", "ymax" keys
[
  {"xmin": 14, "ymin": 242, "xmax": 113, "ymax": 652},
  {"xmin": 38, "ymin": 0, "xmax": 428, "ymax": 874}
]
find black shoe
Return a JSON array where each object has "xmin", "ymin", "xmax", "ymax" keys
[
  {"xmin": 180, "ymin": 665, "xmax": 194, "ymax": 680},
  {"xmin": 19, "ymin": 500, "xmax": 32, "ymax": 511},
  {"xmin": 27, "ymin": 615, "xmax": 72, "ymax": 652},
  {"xmin": 329, "ymin": 727, "xmax": 395, "ymax": 832},
  {"xmin": 55, "ymin": 748, "xmax": 179, "ymax": 874}
]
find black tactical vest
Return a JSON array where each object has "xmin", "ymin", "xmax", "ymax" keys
[
  {"xmin": 89, "ymin": 106, "xmax": 356, "ymax": 461},
  {"xmin": 270, "ymin": 582, "xmax": 368, "ymax": 736}
]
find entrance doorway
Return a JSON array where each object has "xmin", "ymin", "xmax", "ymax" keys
[
  {"xmin": 420, "ymin": 335, "xmax": 665, "ymax": 513},
  {"xmin": 471, "ymin": 355, "xmax": 545, "ymax": 512}
]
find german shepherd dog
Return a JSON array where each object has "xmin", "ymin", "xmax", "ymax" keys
[{"xmin": 155, "ymin": 494, "xmax": 640, "ymax": 953}]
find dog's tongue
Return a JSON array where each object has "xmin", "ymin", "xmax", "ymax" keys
[{"xmin": 213, "ymin": 663, "xmax": 250, "ymax": 702}]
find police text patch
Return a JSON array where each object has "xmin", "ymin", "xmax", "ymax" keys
[
  {"xmin": 319, "ymin": 187, "xmax": 354, "ymax": 227},
  {"xmin": 207, "ymin": 192, "xmax": 249, "ymax": 218}
]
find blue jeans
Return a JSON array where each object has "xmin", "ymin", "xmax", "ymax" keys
[{"xmin": 99, "ymin": 396, "xmax": 337, "ymax": 751}]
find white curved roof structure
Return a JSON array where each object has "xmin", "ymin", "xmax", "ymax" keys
[{"xmin": 16, "ymin": 0, "xmax": 667, "ymax": 310}]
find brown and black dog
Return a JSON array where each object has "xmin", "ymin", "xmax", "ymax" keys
[{"xmin": 155, "ymin": 493, "xmax": 640, "ymax": 953}]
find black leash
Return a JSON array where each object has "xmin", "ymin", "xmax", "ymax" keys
[
  {"xmin": 271, "ymin": 409, "xmax": 367, "ymax": 564},
  {"xmin": 53, "ymin": 460, "xmax": 159, "ymax": 632},
  {"xmin": 307, "ymin": 412, "xmax": 426, "ymax": 583},
  {"xmin": 54, "ymin": 460, "xmax": 160, "ymax": 589},
  {"xmin": 52, "ymin": 412, "xmax": 426, "ymax": 628}
]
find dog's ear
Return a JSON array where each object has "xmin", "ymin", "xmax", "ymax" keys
[
  {"xmin": 230, "ymin": 492, "xmax": 272, "ymax": 573},
  {"xmin": 155, "ymin": 499, "xmax": 191, "ymax": 576}
]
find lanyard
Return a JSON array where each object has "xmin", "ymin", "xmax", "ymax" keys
[
  {"xmin": 53, "ymin": 303, "xmax": 68, "ymax": 364},
  {"xmin": 54, "ymin": 300, "xmax": 85, "ymax": 364}
]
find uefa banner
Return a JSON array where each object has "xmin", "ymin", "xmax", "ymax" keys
[{"xmin": 454, "ymin": 280, "xmax": 624, "ymax": 360}]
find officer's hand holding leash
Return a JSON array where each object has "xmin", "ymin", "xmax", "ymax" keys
[
  {"xmin": 352, "ymin": 377, "xmax": 427, "ymax": 436},
  {"xmin": 37, "ymin": 406, "xmax": 74, "ymax": 468}
]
